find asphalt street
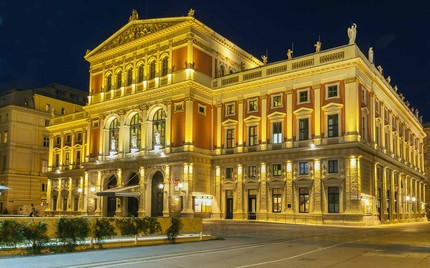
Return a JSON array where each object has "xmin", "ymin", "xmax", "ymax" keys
[{"xmin": 0, "ymin": 221, "xmax": 429, "ymax": 267}]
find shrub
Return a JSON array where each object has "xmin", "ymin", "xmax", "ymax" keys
[
  {"xmin": 56, "ymin": 217, "xmax": 90, "ymax": 251},
  {"xmin": 0, "ymin": 220, "xmax": 25, "ymax": 247},
  {"xmin": 166, "ymin": 217, "xmax": 182, "ymax": 244},
  {"xmin": 22, "ymin": 221, "xmax": 49, "ymax": 254},
  {"xmin": 142, "ymin": 216, "xmax": 162, "ymax": 235},
  {"xmin": 116, "ymin": 217, "xmax": 139, "ymax": 236},
  {"xmin": 93, "ymin": 218, "xmax": 116, "ymax": 247}
]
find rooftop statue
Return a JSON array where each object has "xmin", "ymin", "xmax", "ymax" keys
[
  {"xmin": 287, "ymin": 49, "xmax": 293, "ymax": 60},
  {"xmin": 314, "ymin": 41, "xmax": 322, "ymax": 53},
  {"xmin": 188, "ymin": 9, "xmax": 195, "ymax": 17},
  {"xmin": 347, "ymin": 23, "xmax": 357, "ymax": 44},
  {"xmin": 386, "ymin": 76, "xmax": 391, "ymax": 84},
  {"xmin": 368, "ymin": 47, "xmax": 374, "ymax": 64},
  {"xmin": 377, "ymin": 65, "xmax": 383, "ymax": 74},
  {"xmin": 261, "ymin": 55, "xmax": 268, "ymax": 65},
  {"xmin": 129, "ymin": 9, "xmax": 139, "ymax": 22},
  {"xmin": 394, "ymin": 85, "xmax": 398, "ymax": 92}
]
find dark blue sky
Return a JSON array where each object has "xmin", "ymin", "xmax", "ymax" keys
[{"xmin": 1, "ymin": 0, "xmax": 429, "ymax": 121}]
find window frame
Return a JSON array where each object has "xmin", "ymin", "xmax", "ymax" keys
[
  {"xmin": 248, "ymin": 125, "xmax": 258, "ymax": 146},
  {"xmin": 299, "ymin": 162, "xmax": 309, "ymax": 175},
  {"xmin": 273, "ymin": 163, "xmax": 282, "ymax": 176},
  {"xmin": 328, "ymin": 186, "xmax": 340, "ymax": 213},
  {"xmin": 271, "ymin": 94, "xmax": 283, "ymax": 109},
  {"xmin": 327, "ymin": 113, "xmax": 339, "ymax": 138},
  {"xmin": 225, "ymin": 103, "xmax": 235, "ymax": 116},
  {"xmin": 328, "ymin": 160, "xmax": 339, "ymax": 174},
  {"xmin": 272, "ymin": 121, "xmax": 283, "ymax": 144},
  {"xmin": 297, "ymin": 89, "xmax": 310, "ymax": 104},
  {"xmin": 325, "ymin": 83, "xmax": 339, "ymax": 99},
  {"xmin": 226, "ymin": 128, "xmax": 235, "ymax": 149},
  {"xmin": 298, "ymin": 118, "xmax": 309, "ymax": 141},
  {"xmin": 247, "ymin": 98, "xmax": 258, "ymax": 113},
  {"xmin": 299, "ymin": 187, "xmax": 310, "ymax": 213},
  {"xmin": 272, "ymin": 188, "xmax": 282, "ymax": 213}
]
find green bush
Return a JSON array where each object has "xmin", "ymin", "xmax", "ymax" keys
[
  {"xmin": 22, "ymin": 221, "xmax": 49, "ymax": 254},
  {"xmin": 116, "ymin": 217, "xmax": 139, "ymax": 236},
  {"xmin": 142, "ymin": 216, "xmax": 162, "ymax": 235},
  {"xmin": 93, "ymin": 218, "xmax": 116, "ymax": 246},
  {"xmin": 0, "ymin": 220, "xmax": 25, "ymax": 247},
  {"xmin": 166, "ymin": 217, "xmax": 182, "ymax": 244},
  {"xmin": 56, "ymin": 217, "xmax": 90, "ymax": 251}
]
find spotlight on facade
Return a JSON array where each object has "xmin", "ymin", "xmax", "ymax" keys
[
  {"xmin": 412, "ymin": 197, "xmax": 417, "ymax": 202},
  {"xmin": 310, "ymin": 143, "xmax": 316, "ymax": 149},
  {"xmin": 90, "ymin": 186, "xmax": 96, "ymax": 193},
  {"xmin": 158, "ymin": 183, "xmax": 164, "ymax": 189},
  {"xmin": 78, "ymin": 187, "xmax": 83, "ymax": 193},
  {"xmin": 178, "ymin": 182, "xmax": 183, "ymax": 189},
  {"xmin": 406, "ymin": 195, "xmax": 411, "ymax": 201}
]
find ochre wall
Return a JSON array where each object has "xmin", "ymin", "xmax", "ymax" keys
[
  {"xmin": 172, "ymin": 47, "xmax": 187, "ymax": 72},
  {"xmin": 193, "ymin": 47, "xmax": 212, "ymax": 77},
  {"xmin": 193, "ymin": 101, "xmax": 212, "ymax": 149},
  {"xmin": 90, "ymin": 127, "xmax": 100, "ymax": 157},
  {"xmin": 171, "ymin": 103, "xmax": 185, "ymax": 147},
  {"xmin": 91, "ymin": 74, "xmax": 103, "ymax": 94}
]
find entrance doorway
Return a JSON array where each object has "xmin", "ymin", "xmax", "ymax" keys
[
  {"xmin": 106, "ymin": 175, "xmax": 117, "ymax": 217},
  {"xmin": 226, "ymin": 190, "xmax": 233, "ymax": 219},
  {"xmin": 125, "ymin": 172, "xmax": 139, "ymax": 217},
  {"xmin": 248, "ymin": 191, "xmax": 257, "ymax": 220},
  {"xmin": 151, "ymin": 171, "xmax": 164, "ymax": 217}
]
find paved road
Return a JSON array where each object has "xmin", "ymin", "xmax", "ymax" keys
[{"xmin": 1, "ymin": 221, "xmax": 430, "ymax": 267}]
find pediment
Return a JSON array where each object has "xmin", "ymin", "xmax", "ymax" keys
[
  {"xmin": 243, "ymin": 115, "xmax": 261, "ymax": 123},
  {"xmin": 267, "ymin": 111, "xmax": 286, "ymax": 120},
  {"xmin": 321, "ymin": 102, "xmax": 343, "ymax": 112},
  {"xmin": 293, "ymin": 107, "xmax": 313, "ymax": 116},
  {"xmin": 86, "ymin": 18, "xmax": 186, "ymax": 58},
  {"xmin": 222, "ymin": 119, "xmax": 238, "ymax": 127}
]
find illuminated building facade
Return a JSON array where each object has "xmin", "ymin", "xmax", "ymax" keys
[
  {"xmin": 45, "ymin": 10, "xmax": 427, "ymax": 225},
  {"xmin": 0, "ymin": 84, "xmax": 86, "ymax": 214}
]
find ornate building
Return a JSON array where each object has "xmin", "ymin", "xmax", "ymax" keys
[
  {"xmin": 45, "ymin": 10, "xmax": 427, "ymax": 225},
  {"xmin": 0, "ymin": 84, "xmax": 86, "ymax": 215}
]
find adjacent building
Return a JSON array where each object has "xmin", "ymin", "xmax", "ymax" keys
[
  {"xmin": 45, "ymin": 10, "xmax": 427, "ymax": 225},
  {"xmin": 0, "ymin": 84, "xmax": 86, "ymax": 215}
]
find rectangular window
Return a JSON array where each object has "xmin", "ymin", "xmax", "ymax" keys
[
  {"xmin": 43, "ymin": 135, "xmax": 50, "ymax": 147},
  {"xmin": 127, "ymin": 69, "xmax": 133, "ymax": 86},
  {"xmin": 65, "ymin": 152, "xmax": 70, "ymax": 166},
  {"xmin": 76, "ymin": 132, "xmax": 82, "ymax": 143},
  {"xmin": 55, "ymin": 136, "xmax": 61, "ymax": 147},
  {"xmin": 272, "ymin": 188, "xmax": 282, "ymax": 213},
  {"xmin": 327, "ymin": 85, "xmax": 338, "ymax": 98},
  {"xmin": 41, "ymin": 183, "xmax": 46, "ymax": 192},
  {"xmin": 65, "ymin": 134, "xmax": 71, "ymax": 145},
  {"xmin": 226, "ymin": 129, "xmax": 235, "ymax": 148},
  {"xmin": 299, "ymin": 188, "xmax": 309, "ymax": 213},
  {"xmin": 41, "ymin": 160, "xmax": 48, "ymax": 173},
  {"xmin": 272, "ymin": 122, "xmax": 282, "ymax": 144},
  {"xmin": 248, "ymin": 166, "xmax": 257, "ymax": 178},
  {"xmin": 225, "ymin": 167, "xmax": 234, "ymax": 179},
  {"xmin": 174, "ymin": 102, "xmax": 184, "ymax": 112},
  {"xmin": 328, "ymin": 187, "xmax": 340, "ymax": 213},
  {"xmin": 299, "ymin": 162, "xmax": 309, "ymax": 175},
  {"xmin": 299, "ymin": 118, "xmax": 309, "ymax": 141},
  {"xmin": 299, "ymin": 90, "xmax": 308, "ymax": 103},
  {"xmin": 248, "ymin": 99, "xmax": 258, "ymax": 112},
  {"xmin": 328, "ymin": 160, "xmax": 338, "ymax": 173},
  {"xmin": 272, "ymin": 95, "xmax": 282, "ymax": 108},
  {"xmin": 273, "ymin": 164, "xmax": 282, "ymax": 176},
  {"xmin": 248, "ymin": 125, "xmax": 257, "ymax": 146},
  {"xmin": 55, "ymin": 154, "xmax": 60, "ymax": 168},
  {"xmin": 327, "ymin": 114, "xmax": 339, "ymax": 138},
  {"xmin": 138, "ymin": 65, "xmax": 144, "ymax": 82},
  {"xmin": 149, "ymin": 61, "xmax": 156, "ymax": 80},
  {"xmin": 198, "ymin": 104, "xmax": 206, "ymax": 115},
  {"xmin": 226, "ymin": 103, "xmax": 235, "ymax": 116},
  {"xmin": 361, "ymin": 115, "xmax": 367, "ymax": 141}
]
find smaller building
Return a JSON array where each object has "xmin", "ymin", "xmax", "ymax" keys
[{"xmin": 0, "ymin": 84, "xmax": 86, "ymax": 215}]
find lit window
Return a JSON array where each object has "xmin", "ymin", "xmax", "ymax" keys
[
  {"xmin": 328, "ymin": 160, "xmax": 338, "ymax": 173},
  {"xmin": 299, "ymin": 118, "xmax": 309, "ymax": 141},
  {"xmin": 273, "ymin": 164, "xmax": 282, "ymax": 176},
  {"xmin": 327, "ymin": 114, "xmax": 339, "ymax": 138},
  {"xmin": 299, "ymin": 162, "xmax": 309, "ymax": 175},
  {"xmin": 225, "ymin": 103, "xmax": 235, "ymax": 116},
  {"xmin": 272, "ymin": 95, "xmax": 282, "ymax": 108},
  {"xmin": 127, "ymin": 68, "xmax": 133, "ymax": 86},
  {"xmin": 272, "ymin": 188, "xmax": 282, "ymax": 213},
  {"xmin": 161, "ymin": 57, "xmax": 169, "ymax": 76},
  {"xmin": 272, "ymin": 122, "xmax": 282, "ymax": 144},
  {"xmin": 138, "ymin": 65, "xmax": 144, "ymax": 82},
  {"xmin": 116, "ymin": 71, "xmax": 122, "ymax": 89},
  {"xmin": 327, "ymin": 85, "xmax": 338, "ymax": 98},
  {"xmin": 76, "ymin": 151, "xmax": 81, "ymax": 165},
  {"xmin": 106, "ymin": 74, "xmax": 112, "ymax": 91},
  {"xmin": 65, "ymin": 152, "xmax": 70, "ymax": 166},
  {"xmin": 248, "ymin": 125, "xmax": 257, "ymax": 146},
  {"xmin": 299, "ymin": 188, "xmax": 309, "ymax": 213},
  {"xmin": 198, "ymin": 104, "xmax": 206, "ymax": 115},
  {"xmin": 41, "ymin": 160, "xmax": 48, "ymax": 173}
]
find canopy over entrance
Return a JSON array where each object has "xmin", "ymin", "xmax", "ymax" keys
[{"xmin": 97, "ymin": 185, "xmax": 140, "ymax": 198}]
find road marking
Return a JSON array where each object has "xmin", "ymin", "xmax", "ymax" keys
[
  {"xmin": 66, "ymin": 239, "xmax": 298, "ymax": 268},
  {"xmin": 235, "ymin": 242, "xmax": 348, "ymax": 268}
]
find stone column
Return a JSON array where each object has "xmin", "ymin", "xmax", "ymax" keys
[
  {"xmin": 258, "ymin": 162, "xmax": 268, "ymax": 220},
  {"xmin": 345, "ymin": 156, "xmax": 361, "ymax": 213},
  {"xmin": 285, "ymin": 160, "xmax": 293, "ymax": 215},
  {"xmin": 139, "ymin": 106, "xmax": 147, "ymax": 152},
  {"xmin": 67, "ymin": 177, "xmax": 73, "ymax": 211},
  {"xmin": 115, "ymin": 169, "xmax": 123, "ymax": 216},
  {"xmin": 165, "ymin": 102, "xmax": 172, "ymax": 153},
  {"xmin": 234, "ymin": 164, "xmax": 244, "ymax": 219},
  {"xmin": 57, "ymin": 179, "xmax": 62, "ymax": 212},
  {"xmin": 95, "ymin": 171, "xmax": 102, "ymax": 215},
  {"xmin": 181, "ymin": 163, "xmax": 194, "ymax": 216},
  {"xmin": 138, "ymin": 167, "xmax": 146, "ymax": 217},
  {"xmin": 344, "ymin": 77, "xmax": 359, "ymax": 142},
  {"xmin": 162, "ymin": 165, "xmax": 170, "ymax": 217},
  {"xmin": 313, "ymin": 84, "xmax": 321, "ymax": 145},
  {"xmin": 390, "ymin": 171, "xmax": 395, "ymax": 222},
  {"xmin": 184, "ymin": 97, "xmax": 194, "ymax": 150},
  {"xmin": 237, "ymin": 99, "xmax": 244, "ymax": 153},
  {"xmin": 286, "ymin": 89, "xmax": 293, "ymax": 148},
  {"xmin": 46, "ymin": 179, "xmax": 52, "ymax": 212},
  {"xmin": 261, "ymin": 95, "xmax": 267, "ymax": 150},
  {"xmin": 373, "ymin": 163, "xmax": 379, "ymax": 219},
  {"xmin": 216, "ymin": 104, "xmax": 222, "ymax": 155},
  {"xmin": 312, "ymin": 159, "xmax": 322, "ymax": 214},
  {"xmin": 213, "ymin": 166, "xmax": 222, "ymax": 219},
  {"xmin": 381, "ymin": 166, "xmax": 387, "ymax": 223}
]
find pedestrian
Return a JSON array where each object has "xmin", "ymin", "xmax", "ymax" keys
[{"xmin": 29, "ymin": 204, "xmax": 36, "ymax": 217}]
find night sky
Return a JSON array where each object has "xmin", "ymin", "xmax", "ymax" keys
[{"xmin": 1, "ymin": 1, "xmax": 429, "ymax": 121}]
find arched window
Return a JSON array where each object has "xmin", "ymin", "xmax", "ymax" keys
[
  {"xmin": 130, "ymin": 114, "xmax": 141, "ymax": 151},
  {"xmin": 161, "ymin": 57, "xmax": 168, "ymax": 76},
  {"xmin": 153, "ymin": 109, "xmax": 166, "ymax": 148},
  {"xmin": 127, "ymin": 68, "xmax": 133, "ymax": 86},
  {"xmin": 106, "ymin": 74, "xmax": 112, "ymax": 91},
  {"xmin": 149, "ymin": 61, "xmax": 156, "ymax": 80},
  {"xmin": 109, "ymin": 119, "xmax": 120, "ymax": 152},
  {"xmin": 116, "ymin": 71, "xmax": 122, "ymax": 89},
  {"xmin": 137, "ymin": 65, "xmax": 144, "ymax": 82}
]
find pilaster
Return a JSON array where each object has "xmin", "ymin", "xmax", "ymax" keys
[{"xmin": 234, "ymin": 164, "xmax": 244, "ymax": 219}]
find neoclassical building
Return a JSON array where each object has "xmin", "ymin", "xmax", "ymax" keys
[{"xmin": 45, "ymin": 10, "xmax": 427, "ymax": 225}]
